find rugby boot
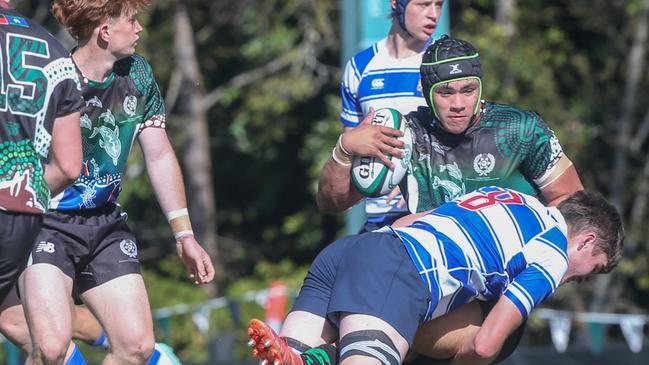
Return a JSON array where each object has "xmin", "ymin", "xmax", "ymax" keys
[{"xmin": 248, "ymin": 318, "xmax": 305, "ymax": 365}]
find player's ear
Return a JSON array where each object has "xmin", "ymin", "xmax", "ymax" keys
[
  {"xmin": 98, "ymin": 22, "xmax": 111, "ymax": 43},
  {"xmin": 577, "ymin": 231, "xmax": 597, "ymax": 251}
]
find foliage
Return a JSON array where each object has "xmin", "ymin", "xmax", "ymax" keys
[{"xmin": 12, "ymin": 0, "xmax": 649, "ymax": 358}]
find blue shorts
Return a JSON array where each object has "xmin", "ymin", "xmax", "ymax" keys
[{"xmin": 292, "ymin": 232, "xmax": 430, "ymax": 345}]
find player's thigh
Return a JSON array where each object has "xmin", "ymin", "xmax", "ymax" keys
[
  {"xmin": 81, "ymin": 273, "xmax": 153, "ymax": 346},
  {"xmin": 339, "ymin": 313, "xmax": 410, "ymax": 365},
  {"xmin": 280, "ymin": 310, "xmax": 337, "ymax": 348},
  {"xmin": 20, "ymin": 263, "xmax": 74, "ymax": 340},
  {"xmin": 412, "ymin": 301, "xmax": 483, "ymax": 359}
]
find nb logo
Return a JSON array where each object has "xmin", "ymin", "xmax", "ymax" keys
[
  {"xmin": 35, "ymin": 241, "xmax": 55, "ymax": 253},
  {"xmin": 449, "ymin": 64, "xmax": 462, "ymax": 75}
]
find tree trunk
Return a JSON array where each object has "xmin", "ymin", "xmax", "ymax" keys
[
  {"xmin": 172, "ymin": 0, "xmax": 221, "ymax": 294},
  {"xmin": 594, "ymin": 0, "xmax": 649, "ymax": 312},
  {"xmin": 496, "ymin": 0, "xmax": 516, "ymax": 89}
]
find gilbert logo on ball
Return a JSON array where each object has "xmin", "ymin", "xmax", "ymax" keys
[{"xmin": 351, "ymin": 108, "xmax": 412, "ymax": 198}]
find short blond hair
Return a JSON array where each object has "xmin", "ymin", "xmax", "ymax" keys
[{"xmin": 52, "ymin": 0, "xmax": 150, "ymax": 40}]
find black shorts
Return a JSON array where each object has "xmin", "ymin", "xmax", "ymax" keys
[
  {"xmin": 0, "ymin": 211, "xmax": 42, "ymax": 303},
  {"xmin": 29, "ymin": 204, "xmax": 141, "ymax": 293}
]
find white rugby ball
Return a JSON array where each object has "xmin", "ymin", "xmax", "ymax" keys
[{"xmin": 351, "ymin": 108, "xmax": 412, "ymax": 198}]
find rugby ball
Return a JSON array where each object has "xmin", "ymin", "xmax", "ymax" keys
[{"xmin": 351, "ymin": 108, "xmax": 413, "ymax": 198}]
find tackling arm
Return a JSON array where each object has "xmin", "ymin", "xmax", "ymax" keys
[{"xmin": 450, "ymin": 296, "xmax": 523, "ymax": 365}]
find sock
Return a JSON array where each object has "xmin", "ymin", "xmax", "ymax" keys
[
  {"xmin": 300, "ymin": 344, "xmax": 338, "ymax": 365},
  {"xmin": 90, "ymin": 331, "xmax": 110, "ymax": 350},
  {"xmin": 64, "ymin": 343, "xmax": 88, "ymax": 365},
  {"xmin": 146, "ymin": 347, "xmax": 161, "ymax": 365},
  {"xmin": 147, "ymin": 343, "xmax": 182, "ymax": 365}
]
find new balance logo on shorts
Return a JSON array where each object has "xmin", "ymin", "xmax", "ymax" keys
[{"xmin": 35, "ymin": 241, "xmax": 55, "ymax": 253}]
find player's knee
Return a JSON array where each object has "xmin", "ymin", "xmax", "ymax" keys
[
  {"xmin": 32, "ymin": 338, "xmax": 69, "ymax": 365},
  {"xmin": 339, "ymin": 330, "xmax": 401, "ymax": 365},
  {"xmin": 111, "ymin": 334, "xmax": 155, "ymax": 364}
]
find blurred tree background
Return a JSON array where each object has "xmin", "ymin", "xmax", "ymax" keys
[{"xmin": 11, "ymin": 0, "xmax": 649, "ymax": 362}]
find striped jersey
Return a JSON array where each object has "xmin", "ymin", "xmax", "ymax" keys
[
  {"xmin": 340, "ymin": 37, "xmax": 429, "ymax": 221},
  {"xmin": 392, "ymin": 186, "xmax": 568, "ymax": 321}
]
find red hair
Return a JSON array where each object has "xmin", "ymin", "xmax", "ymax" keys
[{"xmin": 52, "ymin": 0, "xmax": 150, "ymax": 40}]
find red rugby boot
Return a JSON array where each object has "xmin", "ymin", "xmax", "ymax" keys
[{"xmin": 248, "ymin": 318, "xmax": 305, "ymax": 365}]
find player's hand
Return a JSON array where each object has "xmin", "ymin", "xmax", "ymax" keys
[
  {"xmin": 175, "ymin": 235, "xmax": 216, "ymax": 284},
  {"xmin": 385, "ymin": 186, "xmax": 407, "ymax": 208},
  {"xmin": 340, "ymin": 108, "xmax": 405, "ymax": 169}
]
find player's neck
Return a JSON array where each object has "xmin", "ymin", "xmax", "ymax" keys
[
  {"xmin": 386, "ymin": 24, "xmax": 427, "ymax": 59},
  {"xmin": 72, "ymin": 44, "xmax": 118, "ymax": 83}
]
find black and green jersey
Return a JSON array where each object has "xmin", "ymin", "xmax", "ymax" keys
[
  {"xmin": 51, "ymin": 54, "xmax": 166, "ymax": 210},
  {"xmin": 401, "ymin": 101, "xmax": 564, "ymax": 212},
  {"xmin": 0, "ymin": 7, "xmax": 83, "ymax": 214}
]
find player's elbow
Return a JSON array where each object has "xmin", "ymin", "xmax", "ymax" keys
[
  {"xmin": 58, "ymin": 154, "xmax": 82, "ymax": 183},
  {"xmin": 316, "ymin": 187, "xmax": 348, "ymax": 213},
  {"xmin": 472, "ymin": 336, "xmax": 500, "ymax": 360}
]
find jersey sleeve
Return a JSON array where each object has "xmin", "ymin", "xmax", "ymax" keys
[
  {"xmin": 503, "ymin": 226, "xmax": 568, "ymax": 318},
  {"xmin": 128, "ymin": 55, "xmax": 166, "ymax": 133},
  {"xmin": 49, "ymin": 57, "xmax": 84, "ymax": 118},
  {"xmin": 340, "ymin": 58, "xmax": 362, "ymax": 127},
  {"xmin": 518, "ymin": 112, "xmax": 566, "ymax": 184}
]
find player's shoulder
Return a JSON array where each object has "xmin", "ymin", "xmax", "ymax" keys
[
  {"xmin": 113, "ymin": 54, "xmax": 153, "ymax": 76},
  {"xmin": 113, "ymin": 54, "xmax": 159, "ymax": 94},
  {"xmin": 348, "ymin": 38, "xmax": 385, "ymax": 75},
  {"xmin": 481, "ymin": 101, "xmax": 549, "ymax": 134}
]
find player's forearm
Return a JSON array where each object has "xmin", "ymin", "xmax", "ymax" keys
[
  {"xmin": 44, "ymin": 163, "xmax": 79, "ymax": 196},
  {"xmin": 448, "ymin": 344, "xmax": 495, "ymax": 365},
  {"xmin": 316, "ymin": 157, "xmax": 363, "ymax": 213},
  {"xmin": 145, "ymin": 148, "xmax": 189, "ymax": 212}
]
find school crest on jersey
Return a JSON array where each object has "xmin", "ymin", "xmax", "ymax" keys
[
  {"xmin": 123, "ymin": 95, "xmax": 137, "ymax": 117},
  {"xmin": 473, "ymin": 153, "xmax": 495, "ymax": 176}
]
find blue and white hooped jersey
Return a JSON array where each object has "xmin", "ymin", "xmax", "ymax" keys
[
  {"xmin": 392, "ymin": 186, "xmax": 569, "ymax": 321},
  {"xmin": 340, "ymin": 38, "xmax": 430, "ymax": 221},
  {"xmin": 340, "ymin": 38, "xmax": 428, "ymax": 127}
]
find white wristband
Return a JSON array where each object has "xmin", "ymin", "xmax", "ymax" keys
[
  {"xmin": 332, "ymin": 135, "xmax": 352, "ymax": 167},
  {"xmin": 174, "ymin": 230, "xmax": 194, "ymax": 241}
]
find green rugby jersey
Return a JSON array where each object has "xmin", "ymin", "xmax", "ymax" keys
[
  {"xmin": 51, "ymin": 54, "xmax": 166, "ymax": 210},
  {"xmin": 401, "ymin": 101, "xmax": 564, "ymax": 212},
  {"xmin": 0, "ymin": 7, "xmax": 83, "ymax": 214}
]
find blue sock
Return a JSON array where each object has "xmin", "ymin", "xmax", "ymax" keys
[
  {"xmin": 147, "ymin": 343, "xmax": 181, "ymax": 365},
  {"xmin": 90, "ymin": 332, "xmax": 110, "ymax": 350},
  {"xmin": 64, "ymin": 343, "xmax": 88, "ymax": 365},
  {"xmin": 146, "ymin": 346, "xmax": 161, "ymax": 365}
]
